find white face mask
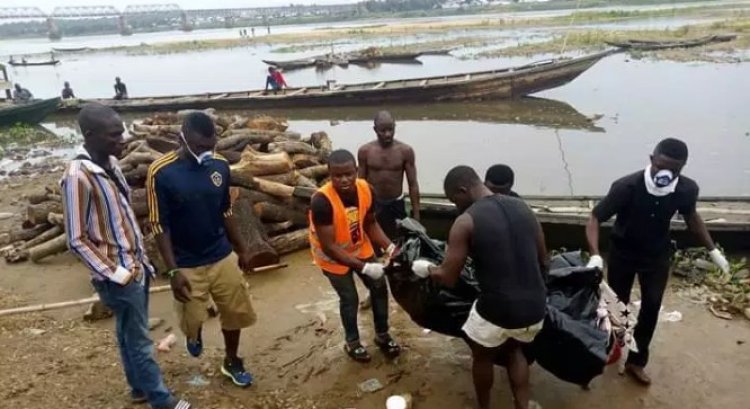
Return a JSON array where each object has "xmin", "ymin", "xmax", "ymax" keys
[
  {"xmin": 180, "ymin": 132, "xmax": 214, "ymax": 165},
  {"xmin": 644, "ymin": 165, "xmax": 679, "ymax": 197}
]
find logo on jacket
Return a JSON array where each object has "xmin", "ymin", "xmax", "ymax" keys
[{"xmin": 211, "ymin": 171, "xmax": 223, "ymax": 187}]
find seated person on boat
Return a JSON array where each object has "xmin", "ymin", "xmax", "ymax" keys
[
  {"xmin": 114, "ymin": 77, "xmax": 128, "ymax": 100},
  {"xmin": 485, "ymin": 164, "xmax": 520, "ymax": 198},
  {"xmin": 13, "ymin": 83, "xmax": 33, "ymax": 103},
  {"xmin": 62, "ymin": 82, "xmax": 75, "ymax": 100},
  {"xmin": 265, "ymin": 67, "xmax": 287, "ymax": 92}
]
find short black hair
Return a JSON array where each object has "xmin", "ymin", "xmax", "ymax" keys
[
  {"xmin": 182, "ymin": 111, "xmax": 215, "ymax": 138},
  {"xmin": 485, "ymin": 164, "xmax": 514, "ymax": 187},
  {"xmin": 444, "ymin": 165, "xmax": 481, "ymax": 195},
  {"xmin": 328, "ymin": 149, "xmax": 356, "ymax": 167},
  {"xmin": 78, "ymin": 102, "xmax": 118, "ymax": 134},
  {"xmin": 654, "ymin": 138, "xmax": 688, "ymax": 161},
  {"xmin": 374, "ymin": 110, "xmax": 394, "ymax": 125}
]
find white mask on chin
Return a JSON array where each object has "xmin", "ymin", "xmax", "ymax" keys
[
  {"xmin": 180, "ymin": 132, "xmax": 214, "ymax": 165},
  {"xmin": 644, "ymin": 165, "xmax": 679, "ymax": 197}
]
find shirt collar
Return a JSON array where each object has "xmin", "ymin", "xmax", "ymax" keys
[{"xmin": 75, "ymin": 146, "xmax": 120, "ymax": 175}]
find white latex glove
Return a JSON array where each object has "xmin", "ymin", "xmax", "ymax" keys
[
  {"xmin": 412, "ymin": 259, "xmax": 436, "ymax": 278},
  {"xmin": 362, "ymin": 263, "xmax": 385, "ymax": 280},
  {"xmin": 709, "ymin": 248, "xmax": 730, "ymax": 274},
  {"xmin": 586, "ymin": 255, "xmax": 604, "ymax": 270}
]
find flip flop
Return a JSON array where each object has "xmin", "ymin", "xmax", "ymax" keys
[{"xmin": 374, "ymin": 334, "xmax": 401, "ymax": 359}]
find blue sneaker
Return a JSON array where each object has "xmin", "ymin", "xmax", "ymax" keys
[
  {"xmin": 186, "ymin": 327, "xmax": 203, "ymax": 358},
  {"xmin": 221, "ymin": 357, "xmax": 253, "ymax": 387}
]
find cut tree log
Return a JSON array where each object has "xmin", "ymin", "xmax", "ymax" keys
[
  {"xmin": 21, "ymin": 225, "xmax": 63, "ymax": 249},
  {"xmin": 124, "ymin": 164, "xmax": 149, "ymax": 188},
  {"xmin": 231, "ymin": 187, "xmax": 280, "ymax": 268},
  {"xmin": 263, "ymin": 221, "xmax": 294, "ymax": 236},
  {"xmin": 0, "ymin": 224, "xmax": 51, "ymax": 246},
  {"xmin": 310, "ymin": 131, "xmax": 332, "ymax": 162},
  {"xmin": 230, "ymin": 147, "xmax": 294, "ymax": 177},
  {"xmin": 253, "ymin": 202, "xmax": 307, "ymax": 225},
  {"xmin": 120, "ymin": 152, "xmax": 161, "ymax": 169},
  {"xmin": 218, "ymin": 150, "xmax": 242, "ymax": 164},
  {"xmin": 216, "ymin": 132, "xmax": 275, "ymax": 151},
  {"xmin": 47, "ymin": 212, "xmax": 64, "ymax": 226},
  {"xmin": 292, "ymin": 154, "xmax": 320, "ymax": 169},
  {"xmin": 146, "ymin": 135, "xmax": 179, "ymax": 153},
  {"xmin": 268, "ymin": 141, "xmax": 317, "ymax": 155},
  {"xmin": 130, "ymin": 189, "xmax": 148, "ymax": 218},
  {"xmin": 298, "ymin": 165, "xmax": 328, "ymax": 180},
  {"xmin": 26, "ymin": 201, "xmax": 63, "ymax": 226},
  {"xmin": 29, "ymin": 233, "xmax": 67, "ymax": 262},
  {"xmin": 269, "ymin": 228, "xmax": 309, "ymax": 255},
  {"xmin": 295, "ymin": 174, "xmax": 318, "ymax": 189},
  {"xmin": 254, "ymin": 178, "xmax": 294, "ymax": 198},
  {"xmin": 27, "ymin": 191, "xmax": 54, "ymax": 205},
  {"xmin": 132, "ymin": 123, "xmax": 181, "ymax": 135},
  {"xmin": 257, "ymin": 171, "xmax": 297, "ymax": 186}
]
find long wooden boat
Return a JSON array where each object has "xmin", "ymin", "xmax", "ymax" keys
[
  {"xmin": 52, "ymin": 46, "xmax": 90, "ymax": 52},
  {"xmin": 8, "ymin": 59, "xmax": 61, "ymax": 67},
  {"xmin": 263, "ymin": 58, "xmax": 316, "ymax": 71},
  {"xmin": 416, "ymin": 195, "xmax": 750, "ymax": 252},
  {"xmin": 606, "ymin": 34, "xmax": 737, "ymax": 51},
  {"xmin": 348, "ymin": 52, "xmax": 422, "ymax": 64},
  {"xmin": 0, "ymin": 98, "xmax": 61, "ymax": 127},
  {"xmin": 58, "ymin": 50, "xmax": 615, "ymax": 114}
]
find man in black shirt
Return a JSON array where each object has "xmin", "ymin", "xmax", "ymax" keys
[
  {"xmin": 586, "ymin": 138, "xmax": 729, "ymax": 385},
  {"xmin": 61, "ymin": 81, "xmax": 75, "ymax": 99},
  {"xmin": 412, "ymin": 166, "xmax": 548, "ymax": 409},
  {"xmin": 485, "ymin": 163, "xmax": 521, "ymax": 198}
]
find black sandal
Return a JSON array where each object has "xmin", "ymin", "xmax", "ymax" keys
[
  {"xmin": 374, "ymin": 334, "xmax": 401, "ymax": 359},
  {"xmin": 344, "ymin": 342, "xmax": 371, "ymax": 363}
]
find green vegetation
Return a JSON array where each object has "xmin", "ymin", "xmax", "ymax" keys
[{"xmin": 0, "ymin": 124, "xmax": 77, "ymax": 151}]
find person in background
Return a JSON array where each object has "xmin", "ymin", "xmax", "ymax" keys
[
  {"xmin": 412, "ymin": 166, "xmax": 548, "ymax": 409},
  {"xmin": 585, "ymin": 137, "xmax": 730, "ymax": 385},
  {"xmin": 309, "ymin": 149, "xmax": 401, "ymax": 363},
  {"xmin": 12, "ymin": 83, "xmax": 33, "ymax": 103},
  {"xmin": 358, "ymin": 110, "xmax": 420, "ymax": 240},
  {"xmin": 114, "ymin": 77, "xmax": 128, "ymax": 100},
  {"xmin": 485, "ymin": 164, "xmax": 521, "ymax": 198},
  {"xmin": 61, "ymin": 103, "xmax": 191, "ymax": 409},
  {"xmin": 264, "ymin": 67, "xmax": 287, "ymax": 92},
  {"xmin": 147, "ymin": 112, "xmax": 257, "ymax": 388},
  {"xmin": 61, "ymin": 81, "xmax": 75, "ymax": 99}
]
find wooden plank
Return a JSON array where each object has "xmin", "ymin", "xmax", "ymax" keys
[
  {"xmin": 371, "ymin": 82, "xmax": 385, "ymax": 90},
  {"xmin": 287, "ymin": 87, "xmax": 307, "ymax": 96},
  {"xmin": 419, "ymin": 79, "xmax": 428, "ymax": 86},
  {"xmin": 209, "ymin": 93, "xmax": 228, "ymax": 99}
]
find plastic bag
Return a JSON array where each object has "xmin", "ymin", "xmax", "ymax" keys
[{"xmin": 387, "ymin": 219, "xmax": 612, "ymax": 384}]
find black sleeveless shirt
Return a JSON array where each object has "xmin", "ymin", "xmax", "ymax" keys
[{"xmin": 466, "ymin": 195, "xmax": 546, "ymax": 329}]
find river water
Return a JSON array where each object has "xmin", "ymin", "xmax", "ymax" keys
[{"xmin": 2, "ymin": 4, "xmax": 749, "ymax": 197}]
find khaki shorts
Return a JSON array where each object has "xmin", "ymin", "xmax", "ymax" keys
[
  {"xmin": 175, "ymin": 252, "xmax": 256, "ymax": 339},
  {"xmin": 462, "ymin": 301, "xmax": 543, "ymax": 348}
]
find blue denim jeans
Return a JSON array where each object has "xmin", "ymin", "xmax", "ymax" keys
[
  {"xmin": 324, "ymin": 269, "xmax": 389, "ymax": 343},
  {"xmin": 92, "ymin": 276, "xmax": 173, "ymax": 408}
]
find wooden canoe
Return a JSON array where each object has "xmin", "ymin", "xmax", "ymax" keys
[
  {"xmin": 263, "ymin": 58, "xmax": 316, "ymax": 71},
  {"xmin": 52, "ymin": 47, "xmax": 90, "ymax": 52},
  {"xmin": 415, "ymin": 195, "xmax": 750, "ymax": 252},
  {"xmin": 8, "ymin": 60, "xmax": 61, "ymax": 67},
  {"xmin": 58, "ymin": 50, "xmax": 615, "ymax": 114},
  {"xmin": 605, "ymin": 34, "xmax": 737, "ymax": 51},
  {"xmin": 0, "ymin": 98, "xmax": 61, "ymax": 127},
  {"xmin": 348, "ymin": 52, "xmax": 422, "ymax": 64}
]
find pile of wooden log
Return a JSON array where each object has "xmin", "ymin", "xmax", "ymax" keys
[{"xmin": 1, "ymin": 108, "xmax": 331, "ymax": 269}]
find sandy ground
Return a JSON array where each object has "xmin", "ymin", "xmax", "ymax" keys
[{"xmin": 1, "ymin": 176, "xmax": 750, "ymax": 409}]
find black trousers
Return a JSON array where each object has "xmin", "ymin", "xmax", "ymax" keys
[
  {"xmin": 607, "ymin": 248, "xmax": 671, "ymax": 368},
  {"xmin": 374, "ymin": 197, "xmax": 407, "ymax": 241}
]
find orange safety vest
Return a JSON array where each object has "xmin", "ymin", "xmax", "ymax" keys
[{"xmin": 308, "ymin": 179, "xmax": 375, "ymax": 274}]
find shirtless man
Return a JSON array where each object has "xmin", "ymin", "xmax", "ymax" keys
[{"xmin": 357, "ymin": 111, "xmax": 420, "ymax": 240}]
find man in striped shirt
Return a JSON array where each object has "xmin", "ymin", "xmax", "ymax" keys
[{"xmin": 61, "ymin": 103, "xmax": 190, "ymax": 409}]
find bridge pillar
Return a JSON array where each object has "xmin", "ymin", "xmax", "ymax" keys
[
  {"xmin": 180, "ymin": 11, "xmax": 193, "ymax": 32},
  {"xmin": 46, "ymin": 17, "xmax": 62, "ymax": 40},
  {"xmin": 224, "ymin": 16, "xmax": 235, "ymax": 29},
  {"xmin": 118, "ymin": 15, "xmax": 133, "ymax": 36}
]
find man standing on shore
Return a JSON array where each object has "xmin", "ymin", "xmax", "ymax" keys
[
  {"xmin": 358, "ymin": 110, "xmax": 420, "ymax": 240},
  {"xmin": 585, "ymin": 137, "xmax": 730, "ymax": 385},
  {"xmin": 61, "ymin": 103, "xmax": 190, "ymax": 409},
  {"xmin": 412, "ymin": 166, "xmax": 548, "ymax": 409},
  {"xmin": 309, "ymin": 149, "xmax": 401, "ymax": 362},
  {"xmin": 147, "ymin": 112, "xmax": 257, "ymax": 387}
]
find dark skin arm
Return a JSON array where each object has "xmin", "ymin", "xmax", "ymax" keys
[
  {"xmin": 430, "ymin": 214, "xmax": 472, "ymax": 288},
  {"xmin": 154, "ymin": 232, "xmax": 192, "ymax": 303},
  {"xmin": 685, "ymin": 211, "xmax": 717, "ymax": 250},
  {"xmin": 404, "ymin": 146, "xmax": 420, "ymax": 221},
  {"xmin": 585, "ymin": 214, "xmax": 602, "ymax": 256},
  {"xmin": 535, "ymin": 219, "xmax": 550, "ymax": 280},
  {"xmin": 224, "ymin": 215, "xmax": 253, "ymax": 272}
]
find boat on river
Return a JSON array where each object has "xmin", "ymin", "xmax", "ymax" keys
[
  {"xmin": 52, "ymin": 47, "xmax": 90, "ymax": 53},
  {"xmin": 8, "ymin": 59, "xmax": 61, "ymax": 67},
  {"xmin": 605, "ymin": 34, "xmax": 737, "ymax": 51},
  {"xmin": 58, "ymin": 50, "xmax": 615, "ymax": 114},
  {"xmin": 0, "ymin": 98, "xmax": 61, "ymax": 127},
  {"xmin": 417, "ymin": 195, "xmax": 750, "ymax": 251}
]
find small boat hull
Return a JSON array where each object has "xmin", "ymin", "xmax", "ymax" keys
[
  {"xmin": 8, "ymin": 60, "xmax": 61, "ymax": 67},
  {"xmin": 0, "ymin": 98, "xmax": 61, "ymax": 127}
]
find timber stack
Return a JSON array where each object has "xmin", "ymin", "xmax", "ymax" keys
[{"xmin": 0, "ymin": 108, "xmax": 331, "ymax": 269}]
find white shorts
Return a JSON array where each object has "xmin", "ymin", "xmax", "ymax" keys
[{"xmin": 462, "ymin": 301, "xmax": 544, "ymax": 348}]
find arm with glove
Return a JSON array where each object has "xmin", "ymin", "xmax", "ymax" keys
[
  {"xmin": 412, "ymin": 213, "xmax": 472, "ymax": 287},
  {"xmin": 685, "ymin": 211, "xmax": 730, "ymax": 273}
]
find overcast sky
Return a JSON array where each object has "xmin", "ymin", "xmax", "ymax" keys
[{"xmin": 5, "ymin": 1, "xmax": 359, "ymax": 13}]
